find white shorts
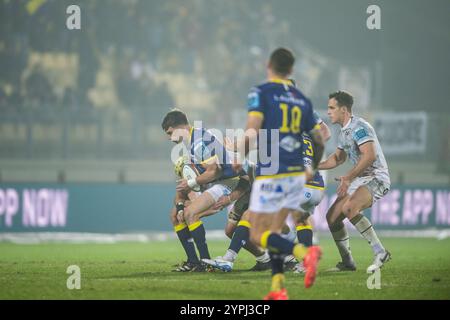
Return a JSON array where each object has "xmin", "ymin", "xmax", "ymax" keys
[
  {"xmin": 299, "ymin": 186, "xmax": 325, "ymax": 215},
  {"xmin": 204, "ymin": 183, "xmax": 232, "ymax": 202},
  {"xmin": 249, "ymin": 175, "xmax": 306, "ymax": 214},
  {"xmin": 348, "ymin": 176, "xmax": 390, "ymax": 204}
]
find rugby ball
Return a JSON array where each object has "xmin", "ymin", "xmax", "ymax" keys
[{"xmin": 182, "ymin": 164, "xmax": 201, "ymax": 192}]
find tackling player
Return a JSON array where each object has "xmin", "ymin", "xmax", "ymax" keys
[{"xmin": 319, "ymin": 90, "xmax": 391, "ymax": 273}]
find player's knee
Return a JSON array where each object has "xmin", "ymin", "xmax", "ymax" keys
[
  {"xmin": 184, "ymin": 208, "xmax": 195, "ymax": 224},
  {"xmin": 241, "ymin": 210, "xmax": 251, "ymax": 221},
  {"xmin": 326, "ymin": 211, "xmax": 335, "ymax": 226},
  {"xmin": 297, "ymin": 212, "xmax": 309, "ymax": 225},
  {"xmin": 342, "ymin": 201, "xmax": 357, "ymax": 217}
]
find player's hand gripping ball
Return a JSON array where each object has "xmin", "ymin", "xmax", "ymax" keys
[
  {"xmin": 174, "ymin": 156, "xmax": 188, "ymax": 178},
  {"xmin": 181, "ymin": 164, "xmax": 201, "ymax": 192}
]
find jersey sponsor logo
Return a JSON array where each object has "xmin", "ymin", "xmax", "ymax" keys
[
  {"xmin": 355, "ymin": 128, "xmax": 369, "ymax": 140},
  {"xmin": 273, "ymin": 94, "xmax": 304, "ymax": 106},
  {"xmin": 247, "ymin": 92, "xmax": 260, "ymax": 109},
  {"xmin": 279, "ymin": 136, "xmax": 301, "ymax": 153},
  {"xmin": 260, "ymin": 183, "xmax": 273, "ymax": 192}
]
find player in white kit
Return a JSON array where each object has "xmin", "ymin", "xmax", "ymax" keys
[{"xmin": 319, "ymin": 91, "xmax": 391, "ymax": 273}]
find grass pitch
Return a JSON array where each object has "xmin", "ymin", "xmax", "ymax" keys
[{"xmin": 0, "ymin": 237, "xmax": 449, "ymax": 300}]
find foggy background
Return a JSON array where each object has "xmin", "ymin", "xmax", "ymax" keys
[{"xmin": 0, "ymin": 0, "xmax": 449, "ymax": 186}]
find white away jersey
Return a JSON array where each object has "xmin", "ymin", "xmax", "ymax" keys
[{"xmin": 338, "ymin": 116, "xmax": 390, "ymax": 185}]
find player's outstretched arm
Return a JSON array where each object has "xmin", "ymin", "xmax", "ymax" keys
[{"xmin": 318, "ymin": 148, "xmax": 347, "ymax": 170}]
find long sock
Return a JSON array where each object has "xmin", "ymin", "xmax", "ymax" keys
[
  {"xmin": 225, "ymin": 221, "xmax": 268, "ymax": 262},
  {"xmin": 228, "ymin": 220, "xmax": 250, "ymax": 255},
  {"xmin": 262, "ymin": 231, "xmax": 308, "ymax": 261},
  {"xmin": 296, "ymin": 225, "xmax": 313, "ymax": 247},
  {"xmin": 174, "ymin": 223, "xmax": 199, "ymax": 263},
  {"xmin": 188, "ymin": 221, "xmax": 210, "ymax": 260},
  {"xmin": 330, "ymin": 222, "xmax": 354, "ymax": 264},
  {"xmin": 222, "ymin": 249, "xmax": 237, "ymax": 262},
  {"xmin": 350, "ymin": 214, "xmax": 385, "ymax": 255},
  {"xmin": 255, "ymin": 251, "xmax": 270, "ymax": 263},
  {"xmin": 243, "ymin": 242, "xmax": 267, "ymax": 258},
  {"xmin": 269, "ymin": 252, "xmax": 285, "ymax": 291}
]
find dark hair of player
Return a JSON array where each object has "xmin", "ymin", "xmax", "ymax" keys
[
  {"xmin": 269, "ymin": 48, "xmax": 295, "ymax": 76},
  {"xmin": 161, "ymin": 109, "xmax": 188, "ymax": 131},
  {"xmin": 329, "ymin": 90, "xmax": 354, "ymax": 112}
]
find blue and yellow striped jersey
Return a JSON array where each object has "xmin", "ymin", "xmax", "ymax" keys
[{"xmin": 247, "ymin": 79, "xmax": 319, "ymax": 177}]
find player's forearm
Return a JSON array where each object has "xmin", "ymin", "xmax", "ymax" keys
[
  {"xmin": 318, "ymin": 153, "xmax": 340, "ymax": 170},
  {"xmin": 228, "ymin": 190, "xmax": 241, "ymax": 203},
  {"xmin": 195, "ymin": 167, "xmax": 221, "ymax": 186},
  {"xmin": 346, "ymin": 154, "xmax": 375, "ymax": 181}
]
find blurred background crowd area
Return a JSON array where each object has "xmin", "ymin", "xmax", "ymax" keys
[{"xmin": 0, "ymin": 0, "xmax": 449, "ymax": 184}]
